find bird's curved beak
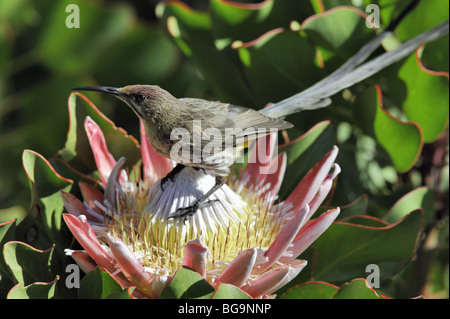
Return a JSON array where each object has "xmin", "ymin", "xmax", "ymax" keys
[
  {"xmin": 72, "ymin": 86, "xmax": 122, "ymax": 96},
  {"xmin": 72, "ymin": 85, "xmax": 146, "ymax": 119},
  {"xmin": 72, "ymin": 85, "xmax": 132, "ymax": 108}
]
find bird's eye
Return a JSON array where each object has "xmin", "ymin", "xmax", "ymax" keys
[{"xmin": 133, "ymin": 94, "xmax": 146, "ymax": 102}]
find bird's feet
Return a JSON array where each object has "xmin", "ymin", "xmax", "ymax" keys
[{"xmin": 168, "ymin": 199, "xmax": 219, "ymax": 222}]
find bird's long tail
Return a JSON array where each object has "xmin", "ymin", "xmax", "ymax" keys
[{"xmin": 260, "ymin": 1, "xmax": 449, "ymax": 119}]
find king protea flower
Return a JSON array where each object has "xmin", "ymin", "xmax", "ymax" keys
[{"xmin": 62, "ymin": 116, "xmax": 340, "ymax": 299}]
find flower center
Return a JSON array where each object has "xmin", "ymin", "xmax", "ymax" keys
[{"xmin": 105, "ymin": 166, "xmax": 285, "ymax": 280}]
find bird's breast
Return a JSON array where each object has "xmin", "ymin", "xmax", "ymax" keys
[{"xmin": 143, "ymin": 123, "xmax": 172, "ymax": 159}]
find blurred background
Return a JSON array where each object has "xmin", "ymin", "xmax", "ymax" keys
[
  {"xmin": 0, "ymin": 0, "xmax": 448, "ymax": 298},
  {"xmin": 0, "ymin": 0, "xmax": 204, "ymax": 211}
]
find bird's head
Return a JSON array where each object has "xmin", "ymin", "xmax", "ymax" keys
[{"xmin": 72, "ymin": 85, "xmax": 177, "ymax": 120}]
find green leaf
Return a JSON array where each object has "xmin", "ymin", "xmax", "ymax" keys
[
  {"xmin": 0, "ymin": 219, "xmax": 17, "ymax": 297},
  {"xmin": 308, "ymin": 209, "xmax": 423, "ymax": 283},
  {"xmin": 105, "ymin": 287, "xmax": 134, "ymax": 299},
  {"xmin": 280, "ymin": 278, "xmax": 386, "ymax": 299},
  {"xmin": 280, "ymin": 281, "xmax": 338, "ymax": 299},
  {"xmin": 236, "ymin": 30, "xmax": 324, "ymax": 103},
  {"xmin": 160, "ymin": 267, "xmax": 215, "ymax": 299},
  {"xmin": 302, "ymin": 7, "xmax": 375, "ymax": 70},
  {"xmin": 211, "ymin": 0, "xmax": 275, "ymax": 47},
  {"xmin": 161, "ymin": 3, "xmax": 257, "ymax": 106},
  {"xmin": 331, "ymin": 278, "xmax": 384, "ymax": 299},
  {"xmin": 78, "ymin": 267, "xmax": 124, "ymax": 299},
  {"xmin": 0, "ymin": 219, "xmax": 16, "ymax": 259},
  {"xmin": 159, "ymin": 1, "xmax": 211, "ymax": 41},
  {"xmin": 353, "ymin": 85, "xmax": 422, "ymax": 172},
  {"xmin": 337, "ymin": 195, "xmax": 369, "ymax": 220},
  {"xmin": 212, "ymin": 283, "xmax": 251, "ymax": 299},
  {"xmin": 22, "ymin": 150, "xmax": 73, "ymax": 200},
  {"xmin": 0, "ymin": 206, "xmax": 27, "ymax": 225},
  {"xmin": 171, "ymin": 26, "xmax": 257, "ymax": 106},
  {"xmin": 7, "ymin": 277, "xmax": 58, "ymax": 299},
  {"xmin": 22, "ymin": 150, "xmax": 73, "ymax": 249},
  {"xmin": 377, "ymin": 26, "xmax": 449, "ymax": 145},
  {"xmin": 384, "ymin": 187, "xmax": 435, "ymax": 226},
  {"xmin": 210, "ymin": 0, "xmax": 314, "ymax": 46},
  {"xmin": 422, "ymin": 34, "xmax": 449, "ymax": 73},
  {"xmin": 395, "ymin": 0, "xmax": 449, "ymax": 41},
  {"xmin": 3, "ymin": 242, "xmax": 55, "ymax": 285},
  {"xmin": 340, "ymin": 215, "xmax": 389, "ymax": 228},
  {"xmin": 397, "ymin": 54, "xmax": 449, "ymax": 143}
]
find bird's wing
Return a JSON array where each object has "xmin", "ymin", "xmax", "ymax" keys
[
  {"xmin": 179, "ymin": 98, "xmax": 229, "ymax": 128},
  {"xmin": 173, "ymin": 99, "xmax": 292, "ymax": 170},
  {"xmin": 226, "ymin": 105, "xmax": 292, "ymax": 137},
  {"xmin": 181, "ymin": 98, "xmax": 291, "ymax": 141}
]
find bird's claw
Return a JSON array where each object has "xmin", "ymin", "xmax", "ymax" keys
[{"xmin": 168, "ymin": 199, "xmax": 219, "ymax": 223}]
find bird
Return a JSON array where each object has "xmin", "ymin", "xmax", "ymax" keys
[
  {"xmin": 72, "ymin": 4, "xmax": 449, "ymax": 219},
  {"xmin": 72, "ymin": 84, "xmax": 293, "ymax": 218}
]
